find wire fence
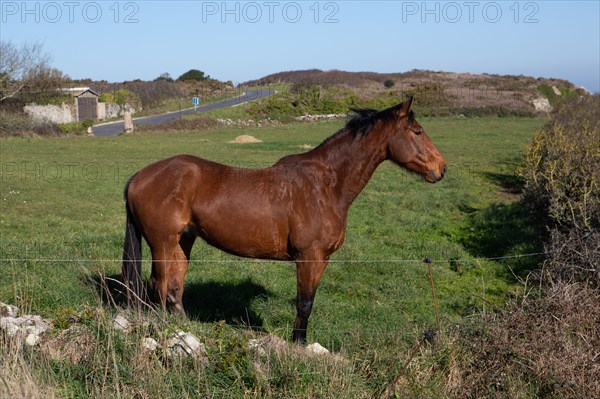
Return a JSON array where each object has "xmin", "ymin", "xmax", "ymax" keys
[
  {"xmin": 1, "ymin": 250, "xmax": 546, "ymax": 341},
  {"xmin": 0, "ymin": 251, "xmax": 546, "ymax": 265},
  {"xmin": 0, "ymin": 250, "xmax": 545, "ymax": 343}
]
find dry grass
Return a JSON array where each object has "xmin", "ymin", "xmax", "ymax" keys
[
  {"xmin": 378, "ymin": 281, "xmax": 600, "ymax": 399},
  {"xmin": 0, "ymin": 334, "xmax": 57, "ymax": 398},
  {"xmin": 0, "ymin": 109, "xmax": 61, "ymax": 137},
  {"xmin": 544, "ymin": 229, "xmax": 600, "ymax": 288},
  {"xmin": 452, "ymin": 282, "xmax": 600, "ymax": 398}
]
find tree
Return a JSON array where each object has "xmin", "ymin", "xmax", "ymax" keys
[
  {"xmin": 155, "ymin": 72, "xmax": 174, "ymax": 82},
  {"xmin": 0, "ymin": 41, "xmax": 51, "ymax": 102},
  {"xmin": 26, "ymin": 67, "xmax": 69, "ymax": 99},
  {"xmin": 177, "ymin": 69, "xmax": 210, "ymax": 82}
]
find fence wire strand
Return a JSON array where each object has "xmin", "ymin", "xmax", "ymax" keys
[{"xmin": 0, "ymin": 252, "xmax": 546, "ymax": 265}]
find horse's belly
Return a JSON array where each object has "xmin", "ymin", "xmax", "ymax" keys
[{"xmin": 194, "ymin": 210, "xmax": 291, "ymax": 260}]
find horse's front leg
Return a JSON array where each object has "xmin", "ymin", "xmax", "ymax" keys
[{"xmin": 293, "ymin": 255, "xmax": 328, "ymax": 344}]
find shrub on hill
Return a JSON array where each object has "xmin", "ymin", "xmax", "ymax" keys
[
  {"xmin": 522, "ymin": 95, "xmax": 600, "ymax": 287},
  {"xmin": 177, "ymin": 69, "xmax": 210, "ymax": 82}
]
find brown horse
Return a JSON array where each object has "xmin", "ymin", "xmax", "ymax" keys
[{"xmin": 122, "ymin": 97, "xmax": 446, "ymax": 343}]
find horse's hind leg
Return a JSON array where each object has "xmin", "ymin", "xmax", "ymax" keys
[
  {"xmin": 149, "ymin": 232, "xmax": 194, "ymax": 315},
  {"xmin": 173, "ymin": 230, "xmax": 196, "ymax": 313}
]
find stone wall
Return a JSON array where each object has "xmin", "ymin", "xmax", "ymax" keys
[
  {"xmin": 23, "ymin": 102, "xmax": 137, "ymax": 123},
  {"xmin": 23, "ymin": 103, "xmax": 75, "ymax": 124},
  {"xmin": 104, "ymin": 103, "xmax": 137, "ymax": 119}
]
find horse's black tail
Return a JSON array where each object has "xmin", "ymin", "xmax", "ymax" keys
[{"xmin": 122, "ymin": 179, "xmax": 143, "ymax": 307}]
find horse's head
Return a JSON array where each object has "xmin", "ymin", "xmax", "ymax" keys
[{"xmin": 386, "ymin": 97, "xmax": 446, "ymax": 183}]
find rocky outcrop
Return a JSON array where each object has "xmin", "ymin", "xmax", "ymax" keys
[
  {"xmin": 0, "ymin": 303, "xmax": 53, "ymax": 347},
  {"xmin": 532, "ymin": 97, "xmax": 552, "ymax": 112}
]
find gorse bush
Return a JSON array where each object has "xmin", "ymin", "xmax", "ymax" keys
[
  {"xmin": 56, "ymin": 121, "xmax": 90, "ymax": 135},
  {"xmin": 521, "ymin": 95, "xmax": 600, "ymax": 286},
  {"xmin": 246, "ymin": 84, "xmax": 402, "ymax": 120},
  {"xmin": 98, "ymin": 89, "xmax": 142, "ymax": 110},
  {"xmin": 537, "ymin": 83, "xmax": 579, "ymax": 106},
  {"xmin": 246, "ymin": 85, "xmax": 349, "ymax": 120},
  {"xmin": 522, "ymin": 95, "xmax": 599, "ymax": 231}
]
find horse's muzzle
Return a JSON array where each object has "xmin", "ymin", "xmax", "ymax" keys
[{"xmin": 427, "ymin": 165, "xmax": 446, "ymax": 183}]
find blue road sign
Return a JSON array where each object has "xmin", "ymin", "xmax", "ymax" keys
[{"xmin": 192, "ymin": 97, "xmax": 199, "ymax": 106}]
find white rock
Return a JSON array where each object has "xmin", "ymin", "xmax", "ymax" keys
[
  {"xmin": 1, "ymin": 314, "xmax": 52, "ymax": 343},
  {"xmin": 113, "ymin": 314, "xmax": 130, "ymax": 332},
  {"xmin": 306, "ymin": 342, "xmax": 330, "ymax": 355},
  {"xmin": 167, "ymin": 330, "xmax": 207, "ymax": 358},
  {"xmin": 0, "ymin": 302, "xmax": 19, "ymax": 317},
  {"xmin": 532, "ymin": 97, "xmax": 552, "ymax": 112},
  {"xmin": 552, "ymin": 85, "xmax": 562, "ymax": 96},
  {"xmin": 25, "ymin": 333, "xmax": 40, "ymax": 346},
  {"xmin": 25, "ymin": 324, "xmax": 49, "ymax": 336},
  {"xmin": 142, "ymin": 337, "xmax": 158, "ymax": 352},
  {"xmin": 1, "ymin": 320, "xmax": 21, "ymax": 336},
  {"xmin": 248, "ymin": 338, "xmax": 266, "ymax": 356}
]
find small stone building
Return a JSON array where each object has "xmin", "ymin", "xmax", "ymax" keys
[{"xmin": 75, "ymin": 88, "xmax": 100, "ymax": 122}]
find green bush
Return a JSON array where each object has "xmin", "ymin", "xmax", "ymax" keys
[
  {"xmin": 521, "ymin": 95, "xmax": 600, "ymax": 286},
  {"xmin": 57, "ymin": 121, "xmax": 89, "ymax": 135},
  {"xmin": 522, "ymin": 95, "xmax": 599, "ymax": 230},
  {"xmin": 538, "ymin": 83, "xmax": 579, "ymax": 106},
  {"xmin": 247, "ymin": 85, "xmax": 401, "ymax": 121},
  {"xmin": 246, "ymin": 85, "xmax": 344, "ymax": 120},
  {"xmin": 177, "ymin": 69, "xmax": 210, "ymax": 82},
  {"xmin": 98, "ymin": 89, "xmax": 141, "ymax": 110},
  {"xmin": 246, "ymin": 91, "xmax": 302, "ymax": 121}
]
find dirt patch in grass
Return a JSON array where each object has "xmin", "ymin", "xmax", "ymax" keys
[{"xmin": 229, "ymin": 135, "xmax": 262, "ymax": 143}]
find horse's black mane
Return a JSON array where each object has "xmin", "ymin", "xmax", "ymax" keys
[
  {"xmin": 310, "ymin": 101, "xmax": 413, "ymax": 152},
  {"xmin": 346, "ymin": 107, "xmax": 393, "ymax": 137},
  {"xmin": 351, "ymin": 100, "xmax": 418, "ymax": 134}
]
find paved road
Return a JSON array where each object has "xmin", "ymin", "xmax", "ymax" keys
[{"xmin": 93, "ymin": 88, "xmax": 274, "ymax": 137}]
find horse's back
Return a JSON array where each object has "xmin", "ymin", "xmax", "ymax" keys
[{"xmin": 126, "ymin": 154, "xmax": 294, "ymax": 258}]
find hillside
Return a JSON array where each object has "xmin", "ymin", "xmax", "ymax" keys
[{"xmin": 245, "ymin": 69, "xmax": 583, "ymax": 115}]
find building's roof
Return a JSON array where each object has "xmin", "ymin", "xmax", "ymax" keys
[
  {"xmin": 75, "ymin": 88, "xmax": 100, "ymax": 97},
  {"xmin": 61, "ymin": 87, "xmax": 100, "ymax": 97}
]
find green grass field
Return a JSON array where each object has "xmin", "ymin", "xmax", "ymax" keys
[{"xmin": 0, "ymin": 116, "xmax": 546, "ymax": 397}]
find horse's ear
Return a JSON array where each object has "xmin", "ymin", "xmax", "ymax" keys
[{"xmin": 398, "ymin": 96, "xmax": 414, "ymax": 116}]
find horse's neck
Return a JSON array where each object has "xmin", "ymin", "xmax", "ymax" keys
[{"xmin": 315, "ymin": 128, "xmax": 388, "ymax": 209}]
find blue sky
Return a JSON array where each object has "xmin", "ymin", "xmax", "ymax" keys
[{"xmin": 2, "ymin": 0, "xmax": 599, "ymax": 92}]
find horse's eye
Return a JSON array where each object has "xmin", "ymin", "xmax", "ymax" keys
[{"xmin": 413, "ymin": 128, "xmax": 423, "ymax": 136}]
